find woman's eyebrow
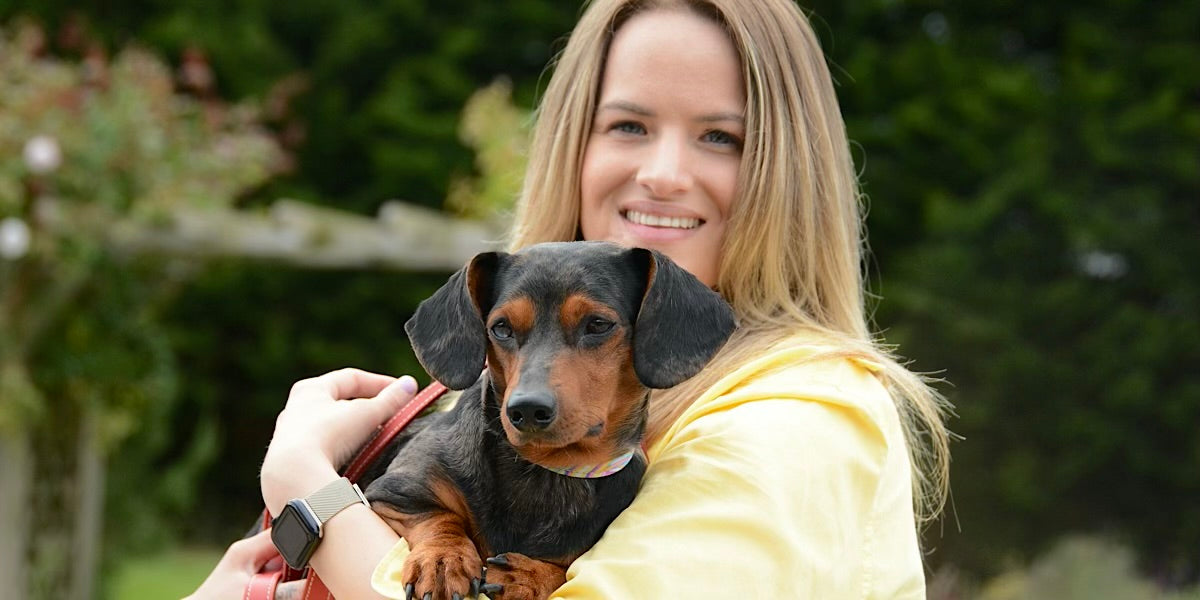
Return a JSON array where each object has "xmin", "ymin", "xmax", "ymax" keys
[
  {"xmin": 696, "ymin": 112, "xmax": 745, "ymax": 126},
  {"xmin": 598, "ymin": 101, "xmax": 744, "ymax": 126},
  {"xmin": 597, "ymin": 100, "xmax": 653, "ymax": 116}
]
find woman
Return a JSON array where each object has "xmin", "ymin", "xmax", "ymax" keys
[{"xmin": 192, "ymin": 0, "xmax": 951, "ymax": 597}]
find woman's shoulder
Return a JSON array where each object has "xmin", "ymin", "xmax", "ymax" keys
[
  {"xmin": 651, "ymin": 331, "xmax": 903, "ymax": 456},
  {"xmin": 703, "ymin": 331, "xmax": 892, "ymax": 413}
]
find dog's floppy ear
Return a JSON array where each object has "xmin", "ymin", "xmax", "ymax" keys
[
  {"xmin": 404, "ymin": 252, "xmax": 504, "ymax": 389},
  {"xmin": 629, "ymin": 248, "xmax": 737, "ymax": 389}
]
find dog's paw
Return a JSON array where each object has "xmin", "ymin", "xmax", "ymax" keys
[
  {"xmin": 401, "ymin": 541, "xmax": 483, "ymax": 600},
  {"xmin": 479, "ymin": 553, "xmax": 566, "ymax": 600}
]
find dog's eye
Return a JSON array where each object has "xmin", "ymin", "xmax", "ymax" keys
[
  {"xmin": 490, "ymin": 320, "xmax": 513, "ymax": 340},
  {"xmin": 585, "ymin": 317, "xmax": 615, "ymax": 335}
]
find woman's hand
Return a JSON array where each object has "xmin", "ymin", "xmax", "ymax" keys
[
  {"xmin": 184, "ymin": 529, "xmax": 280, "ymax": 600},
  {"xmin": 190, "ymin": 368, "xmax": 415, "ymax": 600},
  {"xmin": 261, "ymin": 368, "xmax": 418, "ymax": 516}
]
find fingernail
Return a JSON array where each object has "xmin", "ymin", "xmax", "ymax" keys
[{"xmin": 398, "ymin": 376, "xmax": 418, "ymax": 395}]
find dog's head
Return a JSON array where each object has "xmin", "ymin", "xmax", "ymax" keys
[{"xmin": 405, "ymin": 241, "xmax": 736, "ymax": 467}]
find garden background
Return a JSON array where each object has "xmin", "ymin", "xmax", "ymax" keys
[{"xmin": 0, "ymin": 0, "xmax": 1196, "ymax": 598}]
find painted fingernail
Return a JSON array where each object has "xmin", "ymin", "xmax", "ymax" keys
[{"xmin": 399, "ymin": 375, "xmax": 418, "ymax": 395}]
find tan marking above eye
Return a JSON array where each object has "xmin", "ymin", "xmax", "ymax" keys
[
  {"xmin": 491, "ymin": 296, "xmax": 535, "ymax": 335},
  {"xmin": 560, "ymin": 293, "xmax": 621, "ymax": 331}
]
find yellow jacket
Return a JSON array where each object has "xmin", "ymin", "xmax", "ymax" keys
[{"xmin": 374, "ymin": 339, "xmax": 925, "ymax": 598}]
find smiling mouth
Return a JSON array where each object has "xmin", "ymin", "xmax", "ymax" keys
[{"xmin": 623, "ymin": 209, "xmax": 702, "ymax": 230}]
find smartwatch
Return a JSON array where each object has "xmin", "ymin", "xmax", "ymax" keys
[{"xmin": 270, "ymin": 477, "xmax": 370, "ymax": 569}]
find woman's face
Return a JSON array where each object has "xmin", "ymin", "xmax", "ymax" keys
[{"xmin": 579, "ymin": 9, "xmax": 745, "ymax": 288}]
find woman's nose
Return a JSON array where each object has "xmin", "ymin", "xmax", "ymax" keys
[{"xmin": 635, "ymin": 137, "xmax": 692, "ymax": 197}]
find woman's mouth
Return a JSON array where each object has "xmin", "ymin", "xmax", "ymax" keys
[{"xmin": 623, "ymin": 209, "xmax": 702, "ymax": 230}]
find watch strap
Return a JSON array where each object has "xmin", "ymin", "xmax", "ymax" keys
[{"xmin": 306, "ymin": 477, "xmax": 369, "ymax": 524}]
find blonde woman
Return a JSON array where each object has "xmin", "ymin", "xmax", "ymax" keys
[{"xmin": 192, "ymin": 0, "xmax": 951, "ymax": 598}]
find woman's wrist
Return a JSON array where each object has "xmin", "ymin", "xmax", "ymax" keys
[{"xmin": 260, "ymin": 445, "xmax": 341, "ymax": 517}]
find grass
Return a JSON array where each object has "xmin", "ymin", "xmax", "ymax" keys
[{"xmin": 108, "ymin": 546, "xmax": 223, "ymax": 600}]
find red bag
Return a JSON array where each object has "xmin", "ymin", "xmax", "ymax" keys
[{"xmin": 245, "ymin": 382, "xmax": 449, "ymax": 600}]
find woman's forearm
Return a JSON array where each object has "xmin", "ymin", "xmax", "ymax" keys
[
  {"xmin": 262, "ymin": 457, "xmax": 399, "ymax": 598},
  {"xmin": 306, "ymin": 503, "xmax": 401, "ymax": 599},
  {"xmin": 260, "ymin": 442, "xmax": 402, "ymax": 599}
]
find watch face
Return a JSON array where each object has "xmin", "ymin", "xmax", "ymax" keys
[{"xmin": 271, "ymin": 500, "xmax": 321, "ymax": 569}]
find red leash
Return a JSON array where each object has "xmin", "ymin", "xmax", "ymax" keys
[{"xmin": 246, "ymin": 381, "xmax": 450, "ymax": 600}]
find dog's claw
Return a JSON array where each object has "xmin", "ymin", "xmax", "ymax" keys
[
  {"xmin": 482, "ymin": 582, "xmax": 504, "ymax": 595},
  {"xmin": 471, "ymin": 578, "xmax": 481, "ymax": 596},
  {"xmin": 404, "ymin": 583, "xmax": 415, "ymax": 600},
  {"xmin": 453, "ymin": 594, "xmax": 462, "ymax": 600},
  {"xmin": 485, "ymin": 554, "xmax": 509, "ymax": 567},
  {"xmin": 423, "ymin": 593, "xmax": 432, "ymax": 600}
]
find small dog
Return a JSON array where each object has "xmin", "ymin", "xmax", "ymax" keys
[{"xmin": 361, "ymin": 241, "xmax": 736, "ymax": 600}]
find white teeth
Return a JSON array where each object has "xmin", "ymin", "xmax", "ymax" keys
[{"xmin": 625, "ymin": 210, "xmax": 701, "ymax": 229}]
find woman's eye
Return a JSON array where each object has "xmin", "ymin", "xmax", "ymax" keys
[
  {"xmin": 585, "ymin": 318, "xmax": 615, "ymax": 335},
  {"xmin": 490, "ymin": 320, "xmax": 513, "ymax": 340},
  {"xmin": 702, "ymin": 129, "xmax": 742, "ymax": 149},
  {"xmin": 610, "ymin": 121, "xmax": 646, "ymax": 136}
]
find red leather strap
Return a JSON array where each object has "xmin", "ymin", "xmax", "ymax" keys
[
  {"xmin": 303, "ymin": 573, "xmax": 333, "ymax": 600},
  {"xmin": 248, "ymin": 381, "xmax": 450, "ymax": 599},
  {"xmin": 342, "ymin": 381, "xmax": 449, "ymax": 481},
  {"xmin": 245, "ymin": 569, "xmax": 283, "ymax": 600}
]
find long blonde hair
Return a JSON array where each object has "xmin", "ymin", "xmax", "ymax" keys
[{"xmin": 509, "ymin": 0, "xmax": 951, "ymax": 528}]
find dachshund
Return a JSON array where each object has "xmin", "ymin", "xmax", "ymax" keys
[{"xmin": 360, "ymin": 241, "xmax": 736, "ymax": 600}]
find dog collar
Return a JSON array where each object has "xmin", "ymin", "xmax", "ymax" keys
[{"xmin": 541, "ymin": 448, "xmax": 643, "ymax": 479}]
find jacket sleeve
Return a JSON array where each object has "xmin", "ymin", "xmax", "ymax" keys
[{"xmin": 551, "ymin": 367, "xmax": 926, "ymax": 599}]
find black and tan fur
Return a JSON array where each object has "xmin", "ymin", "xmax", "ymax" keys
[{"xmin": 359, "ymin": 241, "xmax": 735, "ymax": 600}]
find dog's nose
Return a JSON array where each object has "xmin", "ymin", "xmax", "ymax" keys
[{"xmin": 506, "ymin": 393, "xmax": 557, "ymax": 432}]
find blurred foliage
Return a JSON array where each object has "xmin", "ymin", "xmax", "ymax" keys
[
  {"xmin": 977, "ymin": 537, "xmax": 1200, "ymax": 600},
  {"xmin": 2, "ymin": 0, "xmax": 1197, "ymax": 593},
  {"xmin": 0, "ymin": 18, "xmax": 282, "ymax": 598},
  {"xmin": 930, "ymin": 536, "xmax": 1200, "ymax": 600},
  {"xmin": 1, "ymin": 2, "xmax": 580, "ymax": 569},
  {"xmin": 0, "ymin": 15, "xmax": 279, "ymax": 456},
  {"xmin": 158, "ymin": 263, "xmax": 449, "ymax": 544},
  {"xmin": 2, "ymin": 0, "xmax": 580, "ymax": 212},
  {"xmin": 811, "ymin": 0, "xmax": 1200, "ymax": 581},
  {"xmin": 446, "ymin": 78, "xmax": 531, "ymax": 220}
]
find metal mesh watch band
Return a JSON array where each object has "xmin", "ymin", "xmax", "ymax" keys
[{"xmin": 306, "ymin": 477, "xmax": 369, "ymax": 524}]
